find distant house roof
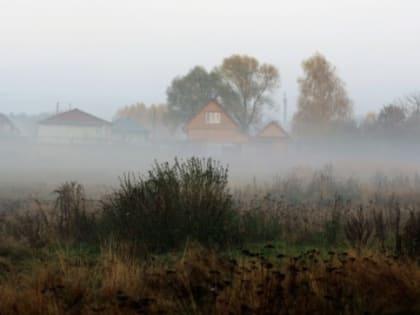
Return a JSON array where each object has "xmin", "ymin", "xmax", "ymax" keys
[
  {"xmin": 256, "ymin": 121, "xmax": 289, "ymax": 139},
  {"xmin": 112, "ymin": 117, "xmax": 149, "ymax": 134},
  {"xmin": 39, "ymin": 109, "xmax": 110, "ymax": 127},
  {"xmin": 0, "ymin": 113, "xmax": 19, "ymax": 134}
]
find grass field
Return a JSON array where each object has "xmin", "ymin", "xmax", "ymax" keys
[{"xmin": 1, "ymin": 157, "xmax": 420, "ymax": 314}]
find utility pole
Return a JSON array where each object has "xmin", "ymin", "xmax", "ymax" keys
[
  {"xmin": 56, "ymin": 102, "xmax": 60, "ymax": 114},
  {"xmin": 283, "ymin": 93, "xmax": 288, "ymax": 127}
]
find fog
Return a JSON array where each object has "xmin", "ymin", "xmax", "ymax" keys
[
  {"xmin": 1, "ymin": 136, "xmax": 419, "ymax": 202},
  {"xmin": 1, "ymin": 0, "xmax": 420, "ymax": 118},
  {"xmin": 1, "ymin": 0, "xmax": 420, "ymax": 198}
]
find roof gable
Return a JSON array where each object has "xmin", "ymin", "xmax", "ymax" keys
[
  {"xmin": 257, "ymin": 121, "xmax": 288, "ymax": 138},
  {"xmin": 184, "ymin": 102, "xmax": 241, "ymax": 131},
  {"xmin": 39, "ymin": 109, "xmax": 110, "ymax": 127}
]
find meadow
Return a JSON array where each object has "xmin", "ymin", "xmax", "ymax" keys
[{"xmin": 1, "ymin": 157, "xmax": 420, "ymax": 314}]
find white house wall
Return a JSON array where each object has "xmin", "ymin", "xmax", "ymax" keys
[{"xmin": 37, "ymin": 125, "xmax": 110, "ymax": 144}]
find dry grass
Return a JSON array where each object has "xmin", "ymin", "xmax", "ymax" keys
[
  {"xmin": 2, "ymin": 166, "xmax": 420, "ymax": 314},
  {"xmin": 0, "ymin": 244, "xmax": 419, "ymax": 315}
]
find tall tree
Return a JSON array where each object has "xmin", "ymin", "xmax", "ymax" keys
[
  {"xmin": 292, "ymin": 53, "xmax": 353, "ymax": 137},
  {"xmin": 395, "ymin": 93, "xmax": 420, "ymax": 133},
  {"xmin": 166, "ymin": 66, "xmax": 237, "ymax": 124},
  {"xmin": 218, "ymin": 54, "xmax": 280, "ymax": 131},
  {"xmin": 377, "ymin": 104, "xmax": 406, "ymax": 128}
]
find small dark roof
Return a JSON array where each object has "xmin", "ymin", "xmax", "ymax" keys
[
  {"xmin": 112, "ymin": 117, "xmax": 149, "ymax": 133},
  {"xmin": 39, "ymin": 109, "xmax": 110, "ymax": 127},
  {"xmin": 257, "ymin": 121, "xmax": 289, "ymax": 139}
]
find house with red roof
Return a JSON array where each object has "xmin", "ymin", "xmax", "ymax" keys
[
  {"xmin": 255, "ymin": 121, "xmax": 289, "ymax": 151},
  {"xmin": 184, "ymin": 102, "xmax": 289, "ymax": 151},
  {"xmin": 184, "ymin": 101, "xmax": 249, "ymax": 145},
  {"xmin": 37, "ymin": 109, "xmax": 111, "ymax": 144}
]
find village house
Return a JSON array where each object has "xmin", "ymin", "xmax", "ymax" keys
[
  {"xmin": 111, "ymin": 117, "xmax": 150, "ymax": 144},
  {"xmin": 183, "ymin": 102, "xmax": 289, "ymax": 153},
  {"xmin": 37, "ymin": 109, "xmax": 111, "ymax": 144},
  {"xmin": 255, "ymin": 121, "xmax": 289, "ymax": 150},
  {"xmin": 184, "ymin": 101, "xmax": 248, "ymax": 144}
]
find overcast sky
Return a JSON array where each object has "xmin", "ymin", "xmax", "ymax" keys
[{"xmin": 1, "ymin": 0, "xmax": 419, "ymax": 120}]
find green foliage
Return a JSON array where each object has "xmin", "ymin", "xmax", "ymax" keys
[
  {"xmin": 100, "ymin": 157, "xmax": 239, "ymax": 252},
  {"xmin": 166, "ymin": 66, "xmax": 238, "ymax": 124},
  {"xmin": 166, "ymin": 55, "xmax": 280, "ymax": 130}
]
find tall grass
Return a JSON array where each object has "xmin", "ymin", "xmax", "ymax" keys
[{"xmin": 2, "ymin": 158, "xmax": 420, "ymax": 313}]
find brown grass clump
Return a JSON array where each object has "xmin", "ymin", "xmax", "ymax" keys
[{"xmin": 0, "ymin": 245, "xmax": 419, "ymax": 315}]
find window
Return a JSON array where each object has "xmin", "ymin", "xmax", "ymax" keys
[{"xmin": 205, "ymin": 112, "xmax": 221, "ymax": 124}]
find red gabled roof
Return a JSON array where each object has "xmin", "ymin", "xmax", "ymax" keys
[
  {"xmin": 39, "ymin": 109, "xmax": 110, "ymax": 127},
  {"xmin": 184, "ymin": 101, "xmax": 242, "ymax": 131}
]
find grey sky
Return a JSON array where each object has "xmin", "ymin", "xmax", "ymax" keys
[{"xmin": 1, "ymin": 0, "xmax": 419, "ymax": 120}]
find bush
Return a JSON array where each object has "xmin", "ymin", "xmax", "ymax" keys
[
  {"xmin": 344, "ymin": 206, "xmax": 374, "ymax": 251},
  {"xmin": 53, "ymin": 182, "xmax": 97, "ymax": 243},
  {"xmin": 236, "ymin": 194, "xmax": 283, "ymax": 244},
  {"xmin": 100, "ymin": 157, "xmax": 239, "ymax": 252},
  {"xmin": 402, "ymin": 210, "xmax": 420, "ymax": 258}
]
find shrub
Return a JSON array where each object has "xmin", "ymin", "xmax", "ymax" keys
[
  {"xmin": 53, "ymin": 181, "xmax": 97, "ymax": 243},
  {"xmin": 344, "ymin": 205, "xmax": 373, "ymax": 251},
  {"xmin": 237, "ymin": 194, "xmax": 283, "ymax": 243},
  {"xmin": 323, "ymin": 200, "xmax": 344, "ymax": 246},
  {"xmin": 100, "ymin": 157, "xmax": 239, "ymax": 252},
  {"xmin": 402, "ymin": 210, "xmax": 420, "ymax": 258}
]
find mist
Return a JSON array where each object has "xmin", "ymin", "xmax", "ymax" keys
[
  {"xmin": 1, "ymin": 134, "xmax": 419, "ymax": 201},
  {"xmin": 1, "ymin": 0, "xmax": 420, "ymax": 118},
  {"xmin": 2, "ymin": 2, "xmax": 420, "ymax": 313}
]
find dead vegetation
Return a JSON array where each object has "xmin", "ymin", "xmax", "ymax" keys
[
  {"xmin": 0, "ymin": 245, "xmax": 419, "ymax": 315},
  {"xmin": 1, "ymin": 159, "xmax": 420, "ymax": 314}
]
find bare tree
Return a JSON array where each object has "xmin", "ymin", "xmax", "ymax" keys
[
  {"xmin": 218, "ymin": 54, "xmax": 280, "ymax": 131},
  {"xmin": 292, "ymin": 52, "xmax": 353, "ymax": 137}
]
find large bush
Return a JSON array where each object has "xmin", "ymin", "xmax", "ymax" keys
[{"xmin": 100, "ymin": 157, "xmax": 239, "ymax": 251}]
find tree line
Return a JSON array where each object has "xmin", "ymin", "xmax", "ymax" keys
[{"xmin": 115, "ymin": 53, "xmax": 420, "ymax": 144}]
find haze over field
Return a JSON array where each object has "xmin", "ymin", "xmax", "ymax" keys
[
  {"xmin": 1, "ymin": 0, "xmax": 420, "ymax": 118},
  {"xmin": 2, "ymin": 3, "xmax": 420, "ymax": 314},
  {"xmin": 1, "ymin": 0, "xmax": 420, "ymax": 194}
]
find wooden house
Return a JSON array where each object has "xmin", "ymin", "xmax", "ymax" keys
[
  {"xmin": 255, "ymin": 121, "xmax": 289, "ymax": 150},
  {"xmin": 184, "ymin": 102, "xmax": 248, "ymax": 145}
]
